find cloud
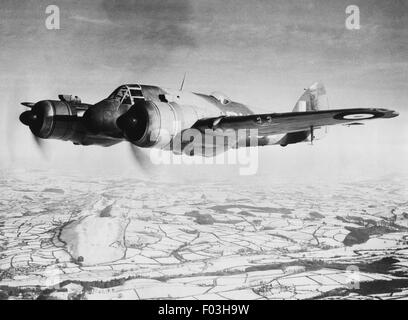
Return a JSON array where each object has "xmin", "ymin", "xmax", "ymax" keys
[{"xmin": 100, "ymin": 0, "xmax": 196, "ymax": 49}]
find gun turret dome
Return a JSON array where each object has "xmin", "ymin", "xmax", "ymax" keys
[{"xmin": 210, "ymin": 91, "xmax": 230, "ymax": 105}]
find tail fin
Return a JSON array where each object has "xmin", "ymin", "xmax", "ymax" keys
[{"xmin": 292, "ymin": 82, "xmax": 328, "ymax": 112}]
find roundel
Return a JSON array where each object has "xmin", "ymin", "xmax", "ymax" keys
[
  {"xmin": 334, "ymin": 110, "xmax": 384, "ymax": 121},
  {"xmin": 342, "ymin": 113, "xmax": 375, "ymax": 120}
]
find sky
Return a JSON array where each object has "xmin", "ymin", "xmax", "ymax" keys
[{"xmin": 0, "ymin": 0, "xmax": 407, "ymax": 183}]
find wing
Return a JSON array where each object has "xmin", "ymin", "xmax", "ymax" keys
[{"xmin": 192, "ymin": 108, "xmax": 398, "ymax": 135}]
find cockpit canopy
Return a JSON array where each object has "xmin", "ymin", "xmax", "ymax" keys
[
  {"xmin": 108, "ymin": 84, "xmax": 144, "ymax": 105},
  {"xmin": 210, "ymin": 91, "xmax": 231, "ymax": 105}
]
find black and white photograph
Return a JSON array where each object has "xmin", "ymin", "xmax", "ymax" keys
[{"xmin": 0, "ymin": 0, "xmax": 408, "ymax": 306}]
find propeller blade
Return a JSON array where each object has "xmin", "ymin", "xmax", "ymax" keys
[
  {"xmin": 31, "ymin": 133, "xmax": 49, "ymax": 159},
  {"xmin": 21, "ymin": 102, "xmax": 35, "ymax": 108},
  {"xmin": 128, "ymin": 143, "xmax": 153, "ymax": 173},
  {"xmin": 32, "ymin": 134, "xmax": 46, "ymax": 156},
  {"xmin": 33, "ymin": 134, "xmax": 43, "ymax": 148},
  {"xmin": 6, "ymin": 99, "xmax": 22, "ymax": 162}
]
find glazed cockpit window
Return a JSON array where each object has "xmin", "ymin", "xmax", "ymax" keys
[
  {"xmin": 107, "ymin": 85, "xmax": 144, "ymax": 104},
  {"xmin": 130, "ymin": 90, "xmax": 142, "ymax": 99},
  {"xmin": 108, "ymin": 86, "xmax": 128, "ymax": 101},
  {"xmin": 122, "ymin": 94, "xmax": 132, "ymax": 105}
]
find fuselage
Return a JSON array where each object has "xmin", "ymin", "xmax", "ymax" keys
[
  {"xmin": 20, "ymin": 84, "xmax": 312, "ymax": 153},
  {"xmin": 86, "ymin": 84, "xmax": 309, "ymax": 151}
]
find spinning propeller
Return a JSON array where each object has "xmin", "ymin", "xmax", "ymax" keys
[{"xmin": 19, "ymin": 102, "xmax": 48, "ymax": 155}]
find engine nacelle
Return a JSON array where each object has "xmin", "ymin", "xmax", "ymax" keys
[
  {"xmin": 20, "ymin": 99, "xmax": 131, "ymax": 147},
  {"xmin": 117, "ymin": 100, "xmax": 200, "ymax": 148},
  {"xmin": 20, "ymin": 100, "xmax": 79, "ymax": 141}
]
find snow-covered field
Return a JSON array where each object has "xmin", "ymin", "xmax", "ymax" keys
[{"xmin": 1, "ymin": 169, "xmax": 408, "ymax": 300}]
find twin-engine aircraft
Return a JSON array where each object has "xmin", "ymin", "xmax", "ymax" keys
[{"xmin": 19, "ymin": 82, "xmax": 398, "ymax": 158}]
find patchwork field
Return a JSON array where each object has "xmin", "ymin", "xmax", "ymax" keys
[{"xmin": 1, "ymin": 169, "xmax": 407, "ymax": 300}]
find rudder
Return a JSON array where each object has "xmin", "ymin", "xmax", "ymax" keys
[{"xmin": 292, "ymin": 82, "xmax": 328, "ymax": 112}]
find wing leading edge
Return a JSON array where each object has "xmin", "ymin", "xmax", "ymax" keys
[{"xmin": 192, "ymin": 108, "xmax": 398, "ymax": 136}]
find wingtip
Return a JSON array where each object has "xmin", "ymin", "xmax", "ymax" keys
[
  {"xmin": 377, "ymin": 108, "xmax": 399, "ymax": 118},
  {"xmin": 391, "ymin": 110, "xmax": 399, "ymax": 118}
]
